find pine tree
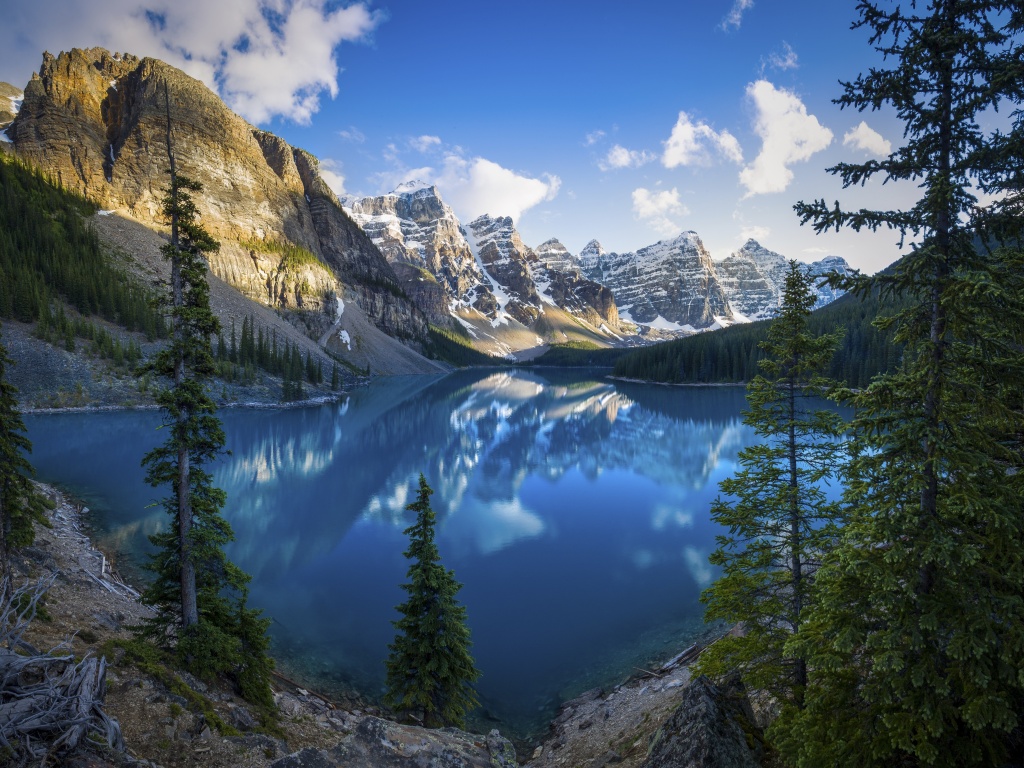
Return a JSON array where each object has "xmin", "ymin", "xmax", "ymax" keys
[
  {"xmin": 138, "ymin": 86, "xmax": 273, "ymax": 705},
  {"xmin": 783, "ymin": 4, "xmax": 1024, "ymax": 765},
  {"xmin": 384, "ymin": 475, "xmax": 480, "ymax": 728},
  {"xmin": 695, "ymin": 263, "xmax": 845, "ymax": 716},
  {"xmin": 0, "ymin": 324, "xmax": 48, "ymax": 598}
]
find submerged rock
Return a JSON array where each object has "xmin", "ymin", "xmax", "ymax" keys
[{"xmin": 641, "ymin": 675, "xmax": 763, "ymax": 768}]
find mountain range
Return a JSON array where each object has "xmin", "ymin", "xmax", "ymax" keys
[{"xmin": 1, "ymin": 47, "xmax": 851, "ymax": 368}]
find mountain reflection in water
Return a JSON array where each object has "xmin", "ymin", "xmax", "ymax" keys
[{"xmin": 24, "ymin": 370, "xmax": 753, "ymax": 738}]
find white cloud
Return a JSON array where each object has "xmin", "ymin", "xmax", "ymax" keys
[
  {"xmin": 721, "ymin": 0, "xmax": 754, "ymax": 31},
  {"xmin": 663, "ymin": 111, "xmax": 743, "ymax": 168},
  {"xmin": 632, "ymin": 187, "xmax": 689, "ymax": 237},
  {"xmin": 409, "ymin": 134, "xmax": 442, "ymax": 153},
  {"xmin": 843, "ymin": 121, "xmax": 892, "ymax": 157},
  {"xmin": 372, "ymin": 136, "xmax": 560, "ymax": 222},
  {"xmin": 764, "ymin": 42, "xmax": 798, "ymax": 71},
  {"xmin": 0, "ymin": 0, "xmax": 383, "ymax": 125},
  {"xmin": 740, "ymin": 225, "xmax": 771, "ymax": 242},
  {"xmin": 318, "ymin": 158, "xmax": 345, "ymax": 196},
  {"xmin": 338, "ymin": 126, "xmax": 366, "ymax": 143},
  {"xmin": 428, "ymin": 156, "xmax": 560, "ymax": 223},
  {"xmin": 739, "ymin": 80, "xmax": 834, "ymax": 197},
  {"xmin": 600, "ymin": 144, "xmax": 655, "ymax": 171},
  {"xmin": 584, "ymin": 130, "xmax": 607, "ymax": 146}
]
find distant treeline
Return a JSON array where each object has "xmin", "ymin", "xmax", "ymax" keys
[
  {"xmin": 214, "ymin": 314, "xmax": 337, "ymax": 399},
  {"xmin": 612, "ymin": 288, "xmax": 905, "ymax": 388},
  {"xmin": 426, "ymin": 325, "xmax": 503, "ymax": 367}
]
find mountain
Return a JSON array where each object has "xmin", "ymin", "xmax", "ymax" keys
[
  {"xmin": 715, "ymin": 239, "xmax": 851, "ymax": 320},
  {"xmin": 346, "ymin": 186, "xmax": 620, "ymax": 356},
  {"xmin": 579, "ymin": 233, "xmax": 733, "ymax": 331},
  {"xmin": 2, "ymin": 47, "xmax": 431, "ymax": 367},
  {"xmin": 344, "ymin": 182, "xmax": 497, "ymax": 325},
  {"xmin": 0, "ymin": 82, "xmax": 21, "ymax": 129}
]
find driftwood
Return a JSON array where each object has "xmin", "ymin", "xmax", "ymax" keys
[{"xmin": 0, "ymin": 576, "xmax": 125, "ymax": 765}]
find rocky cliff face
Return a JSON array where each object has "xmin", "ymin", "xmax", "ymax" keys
[
  {"xmin": 346, "ymin": 187, "xmax": 618, "ymax": 335},
  {"xmin": 346, "ymin": 182, "xmax": 497, "ymax": 325},
  {"xmin": 5, "ymin": 48, "xmax": 426, "ymax": 343},
  {"xmin": 582, "ymin": 233, "xmax": 732, "ymax": 331},
  {"xmin": 716, "ymin": 239, "xmax": 849, "ymax": 320},
  {"xmin": 0, "ymin": 82, "xmax": 21, "ymax": 128}
]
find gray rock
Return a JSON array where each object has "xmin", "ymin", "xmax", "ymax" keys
[
  {"xmin": 271, "ymin": 747, "xmax": 338, "ymax": 768},
  {"xmin": 641, "ymin": 675, "xmax": 763, "ymax": 768},
  {"xmin": 281, "ymin": 715, "xmax": 521, "ymax": 767}
]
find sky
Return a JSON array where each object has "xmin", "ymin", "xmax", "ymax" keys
[{"xmin": 0, "ymin": 0, "xmax": 938, "ymax": 273}]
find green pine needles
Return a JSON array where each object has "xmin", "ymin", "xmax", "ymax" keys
[
  {"xmin": 775, "ymin": 2, "xmax": 1024, "ymax": 765},
  {"xmin": 137, "ymin": 88, "xmax": 274, "ymax": 709},
  {"xmin": 0, "ymin": 324, "xmax": 48, "ymax": 598},
  {"xmin": 696, "ymin": 262, "xmax": 846, "ymax": 716},
  {"xmin": 384, "ymin": 475, "xmax": 480, "ymax": 728}
]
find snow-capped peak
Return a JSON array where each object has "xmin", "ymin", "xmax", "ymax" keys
[{"xmin": 392, "ymin": 179, "xmax": 433, "ymax": 195}]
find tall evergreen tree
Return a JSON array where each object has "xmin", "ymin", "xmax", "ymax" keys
[
  {"xmin": 696, "ymin": 263, "xmax": 845, "ymax": 716},
  {"xmin": 0, "ymin": 324, "xmax": 47, "ymax": 598},
  {"xmin": 385, "ymin": 475, "xmax": 480, "ymax": 728},
  {"xmin": 138, "ymin": 87, "xmax": 272, "ymax": 705},
  {"xmin": 783, "ymin": 3, "xmax": 1024, "ymax": 765}
]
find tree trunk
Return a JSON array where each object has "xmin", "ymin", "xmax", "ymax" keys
[{"xmin": 164, "ymin": 83, "xmax": 198, "ymax": 630}]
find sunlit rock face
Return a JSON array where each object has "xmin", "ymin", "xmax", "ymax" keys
[
  {"xmin": 346, "ymin": 183, "xmax": 495, "ymax": 324},
  {"xmin": 716, "ymin": 239, "xmax": 851, "ymax": 320},
  {"xmin": 581, "ymin": 233, "xmax": 733, "ymax": 330},
  {"xmin": 346, "ymin": 189, "xmax": 620, "ymax": 333},
  {"xmin": 6, "ymin": 47, "xmax": 426, "ymax": 341}
]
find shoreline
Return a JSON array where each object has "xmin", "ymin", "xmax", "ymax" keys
[{"xmin": 24, "ymin": 479, "xmax": 716, "ymax": 766}]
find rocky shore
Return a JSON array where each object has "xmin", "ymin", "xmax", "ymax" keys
[{"xmin": 11, "ymin": 483, "xmax": 764, "ymax": 767}]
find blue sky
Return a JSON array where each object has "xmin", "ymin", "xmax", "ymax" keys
[{"xmin": 1, "ymin": 1, "xmax": 925, "ymax": 272}]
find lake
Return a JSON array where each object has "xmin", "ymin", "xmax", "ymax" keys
[{"xmin": 24, "ymin": 369, "xmax": 756, "ymax": 738}]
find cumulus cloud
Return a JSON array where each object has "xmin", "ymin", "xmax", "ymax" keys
[
  {"xmin": 739, "ymin": 80, "xmax": 833, "ymax": 197},
  {"xmin": 740, "ymin": 225, "xmax": 771, "ymax": 242},
  {"xmin": 663, "ymin": 111, "xmax": 743, "ymax": 168},
  {"xmin": 318, "ymin": 158, "xmax": 346, "ymax": 196},
  {"xmin": 600, "ymin": 144, "xmax": 655, "ymax": 171},
  {"xmin": 764, "ymin": 42, "xmax": 798, "ymax": 71},
  {"xmin": 843, "ymin": 121, "xmax": 892, "ymax": 157},
  {"xmin": 632, "ymin": 187, "xmax": 689, "ymax": 237},
  {"xmin": 434, "ymin": 157, "xmax": 560, "ymax": 223},
  {"xmin": 372, "ymin": 136, "xmax": 561, "ymax": 222},
  {"xmin": 409, "ymin": 134, "xmax": 442, "ymax": 153},
  {"xmin": 0, "ymin": 0, "xmax": 383, "ymax": 125},
  {"xmin": 721, "ymin": 0, "xmax": 754, "ymax": 30},
  {"xmin": 584, "ymin": 130, "xmax": 607, "ymax": 146}
]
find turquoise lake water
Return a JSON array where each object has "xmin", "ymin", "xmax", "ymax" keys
[{"xmin": 24, "ymin": 369, "xmax": 761, "ymax": 738}]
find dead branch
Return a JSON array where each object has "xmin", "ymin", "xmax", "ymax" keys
[{"xmin": 0, "ymin": 577, "xmax": 126, "ymax": 764}]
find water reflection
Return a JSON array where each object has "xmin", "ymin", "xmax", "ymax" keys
[{"xmin": 24, "ymin": 370, "xmax": 754, "ymax": 738}]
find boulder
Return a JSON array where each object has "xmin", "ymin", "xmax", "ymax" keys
[{"xmin": 641, "ymin": 675, "xmax": 764, "ymax": 768}]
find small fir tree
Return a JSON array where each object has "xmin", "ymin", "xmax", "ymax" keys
[
  {"xmin": 0, "ymin": 324, "xmax": 48, "ymax": 598},
  {"xmin": 696, "ymin": 262, "xmax": 845, "ymax": 714},
  {"xmin": 385, "ymin": 475, "xmax": 480, "ymax": 728}
]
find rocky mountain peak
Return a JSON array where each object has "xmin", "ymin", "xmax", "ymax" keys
[
  {"xmin": 6, "ymin": 47, "xmax": 427, "ymax": 345},
  {"xmin": 535, "ymin": 238, "xmax": 577, "ymax": 272},
  {"xmin": 716, "ymin": 240, "xmax": 850, "ymax": 320},
  {"xmin": 582, "ymin": 231, "xmax": 731, "ymax": 331},
  {"xmin": 0, "ymin": 82, "xmax": 23, "ymax": 129}
]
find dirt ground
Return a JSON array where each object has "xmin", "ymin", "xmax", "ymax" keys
[{"xmin": 14, "ymin": 484, "xmax": 381, "ymax": 768}]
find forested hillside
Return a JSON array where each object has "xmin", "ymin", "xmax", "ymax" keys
[
  {"xmin": 612, "ymin": 285, "xmax": 904, "ymax": 387},
  {"xmin": 0, "ymin": 154, "xmax": 166, "ymax": 367}
]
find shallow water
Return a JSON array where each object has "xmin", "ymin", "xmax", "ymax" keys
[{"xmin": 24, "ymin": 369, "xmax": 760, "ymax": 738}]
